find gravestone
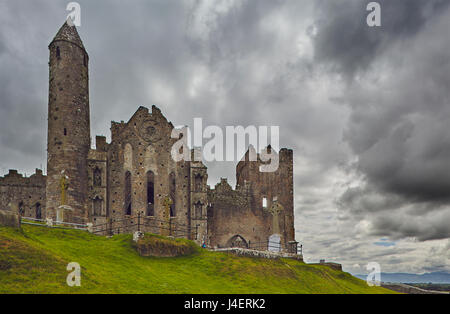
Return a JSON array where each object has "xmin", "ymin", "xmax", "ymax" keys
[
  {"xmin": 0, "ymin": 203, "xmax": 21, "ymax": 228},
  {"xmin": 268, "ymin": 234, "xmax": 281, "ymax": 252}
]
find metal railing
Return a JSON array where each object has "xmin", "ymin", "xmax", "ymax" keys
[
  {"xmin": 91, "ymin": 213, "xmax": 197, "ymax": 239},
  {"xmin": 21, "ymin": 217, "xmax": 89, "ymax": 230},
  {"xmin": 245, "ymin": 240, "xmax": 303, "ymax": 255},
  {"xmin": 248, "ymin": 240, "xmax": 282, "ymax": 251}
]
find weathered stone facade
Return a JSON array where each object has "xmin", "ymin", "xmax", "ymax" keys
[
  {"xmin": 207, "ymin": 146, "xmax": 295, "ymax": 250},
  {"xmin": 0, "ymin": 169, "xmax": 46, "ymax": 220},
  {"xmin": 0, "ymin": 22, "xmax": 296, "ymax": 250}
]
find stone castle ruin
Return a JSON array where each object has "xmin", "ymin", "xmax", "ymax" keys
[{"xmin": 0, "ymin": 22, "xmax": 296, "ymax": 252}]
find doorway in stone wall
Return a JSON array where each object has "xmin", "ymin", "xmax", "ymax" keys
[
  {"xmin": 35, "ymin": 203, "xmax": 42, "ymax": 220},
  {"xmin": 227, "ymin": 234, "xmax": 248, "ymax": 249}
]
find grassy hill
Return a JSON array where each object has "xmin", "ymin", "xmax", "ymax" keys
[{"xmin": 0, "ymin": 225, "xmax": 394, "ymax": 294}]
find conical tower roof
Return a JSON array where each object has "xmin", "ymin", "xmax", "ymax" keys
[{"xmin": 50, "ymin": 19, "xmax": 86, "ymax": 51}]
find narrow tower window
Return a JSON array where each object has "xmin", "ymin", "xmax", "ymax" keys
[
  {"xmin": 56, "ymin": 46, "xmax": 61, "ymax": 59},
  {"xmin": 124, "ymin": 171, "xmax": 132, "ymax": 216},
  {"xmin": 169, "ymin": 172, "xmax": 176, "ymax": 217},
  {"xmin": 64, "ymin": 128, "xmax": 67, "ymax": 136},
  {"xmin": 262, "ymin": 197, "xmax": 268, "ymax": 209},
  {"xmin": 146, "ymin": 171, "xmax": 155, "ymax": 217}
]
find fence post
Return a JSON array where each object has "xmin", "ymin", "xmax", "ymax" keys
[{"xmin": 108, "ymin": 218, "xmax": 112, "ymax": 236}]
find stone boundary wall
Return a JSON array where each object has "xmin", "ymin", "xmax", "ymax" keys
[
  {"xmin": 381, "ymin": 283, "xmax": 450, "ymax": 294},
  {"xmin": 310, "ymin": 262, "xmax": 343, "ymax": 271},
  {"xmin": 211, "ymin": 247, "xmax": 303, "ymax": 261}
]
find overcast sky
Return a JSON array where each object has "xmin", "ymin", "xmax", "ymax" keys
[{"xmin": 0, "ymin": 0, "xmax": 449, "ymax": 275}]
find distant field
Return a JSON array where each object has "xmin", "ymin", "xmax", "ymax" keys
[{"xmin": 0, "ymin": 225, "xmax": 395, "ymax": 294}]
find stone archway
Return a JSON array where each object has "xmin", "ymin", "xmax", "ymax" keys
[{"xmin": 227, "ymin": 235, "xmax": 248, "ymax": 249}]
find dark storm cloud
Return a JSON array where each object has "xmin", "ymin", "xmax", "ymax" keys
[
  {"xmin": 312, "ymin": 0, "xmax": 450, "ymax": 78},
  {"xmin": 331, "ymin": 2, "xmax": 450, "ymax": 241},
  {"xmin": 371, "ymin": 209, "xmax": 450, "ymax": 241}
]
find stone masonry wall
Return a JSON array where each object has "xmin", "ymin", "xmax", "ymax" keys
[
  {"xmin": 207, "ymin": 178, "xmax": 271, "ymax": 249},
  {"xmin": 235, "ymin": 147, "xmax": 295, "ymax": 250},
  {"xmin": 106, "ymin": 106, "xmax": 192, "ymax": 237}
]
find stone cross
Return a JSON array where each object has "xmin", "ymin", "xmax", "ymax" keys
[
  {"xmin": 268, "ymin": 201, "xmax": 284, "ymax": 235},
  {"xmin": 60, "ymin": 174, "xmax": 69, "ymax": 205}
]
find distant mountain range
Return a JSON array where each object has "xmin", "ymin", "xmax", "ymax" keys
[{"xmin": 354, "ymin": 272, "xmax": 450, "ymax": 284}]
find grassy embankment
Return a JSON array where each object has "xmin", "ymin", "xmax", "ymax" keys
[{"xmin": 0, "ymin": 225, "xmax": 394, "ymax": 294}]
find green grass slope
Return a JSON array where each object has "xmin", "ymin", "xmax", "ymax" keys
[{"xmin": 0, "ymin": 225, "xmax": 394, "ymax": 294}]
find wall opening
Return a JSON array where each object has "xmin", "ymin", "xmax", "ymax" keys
[
  {"xmin": 56, "ymin": 46, "xmax": 60, "ymax": 59},
  {"xmin": 35, "ymin": 203, "xmax": 42, "ymax": 220},
  {"xmin": 93, "ymin": 197, "xmax": 102, "ymax": 216},
  {"xmin": 146, "ymin": 171, "xmax": 155, "ymax": 217},
  {"xmin": 169, "ymin": 172, "xmax": 176, "ymax": 217},
  {"xmin": 195, "ymin": 201, "xmax": 202, "ymax": 219},
  {"xmin": 195, "ymin": 174, "xmax": 203, "ymax": 192},
  {"xmin": 262, "ymin": 197, "xmax": 268, "ymax": 209},
  {"xmin": 18, "ymin": 201, "xmax": 24, "ymax": 216},
  {"xmin": 227, "ymin": 235, "xmax": 248, "ymax": 249},
  {"xmin": 124, "ymin": 171, "xmax": 132, "ymax": 215},
  {"xmin": 93, "ymin": 167, "xmax": 102, "ymax": 187}
]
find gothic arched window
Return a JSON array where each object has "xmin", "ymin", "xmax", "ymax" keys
[
  {"xmin": 147, "ymin": 171, "xmax": 155, "ymax": 217},
  {"xmin": 124, "ymin": 171, "xmax": 132, "ymax": 216},
  {"xmin": 195, "ymin": 174, "xmax": 203, "ymax": 192},
  {"xmin": 169, "ymin": 172, "xmax": 176, "ymax": 217},
  {"xmin": 93, "ymin": 167, "xmax": 102, "ymax": 187}
]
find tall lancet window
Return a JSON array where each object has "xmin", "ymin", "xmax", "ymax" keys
[
  {"xmin": 124, "ymin": 171, "xmax": 132, "ymax": 216},
  {"xmin": 169, "ymin": 172, "xmax": 176, "ymax": 217},
  {"xmin": 195, "ymin": 174, "xmax": 203, "ymax": 192},
  {"xmin": 93, "ymin": 167, "xmax": 102, "ymax": 187},
  {"xmin": 147, "ymin": 171, "xmax": 155, "ymax": 217}
]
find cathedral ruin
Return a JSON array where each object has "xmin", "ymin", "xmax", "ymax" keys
[{"xmin": 0, "ymin": 22, "xmax": 296, "ymax": 251}]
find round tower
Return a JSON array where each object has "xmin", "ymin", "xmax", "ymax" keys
[{"xmin": 46, "ymin": 21, "xmax": 90, "ymax": 224}]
